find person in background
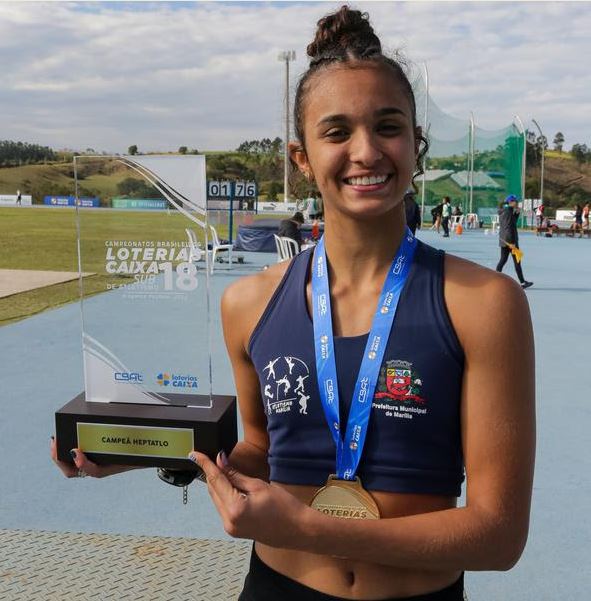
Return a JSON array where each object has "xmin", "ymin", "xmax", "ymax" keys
[
  {"xmin": 430, "ymin": 202, "xmax": 443, "ymax": 232},
  {"xmin": 441, "ymin": 196, "xmax": 452, "ymax": 237},
  {"xmin": 403, "ymin": 189, "xmax": 421, "ymax": 234},
  {"xmin": 496, "ymin": 194, "xmax": 533, "ymax": 289},
  {"xmin": 307, "ymin": 196, "xmax": 319, "ymax": 220},
  {"xmin": 535, "ymin": 203, "xmax": 544, "ymax": 229},
  {"xmin": 452, "ymin": 204, "xmax": 462, "ymax": 217},
  {"xmin": 278, "ymin": 211, "xmax": 305, "ymax": 250},
  {"xmin": 16, "ymin": 189, "xmax": 22, "ymax": 205},
  {"xmin": 582, "ymin": 202, "xmax": 590, "ymax": 231},
  {"xmin": 570, "ymin": 204, "xmax": 583, "ymax": 237}
]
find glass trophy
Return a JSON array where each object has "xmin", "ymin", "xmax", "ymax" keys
[{"xmin": 55, "ymin": 155, "xmax": 237, "ymax": 469}]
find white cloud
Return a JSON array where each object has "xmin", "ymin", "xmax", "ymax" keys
[{"xmin": 0, "ymin": 1, "xmax": 588, "ymax": 152}]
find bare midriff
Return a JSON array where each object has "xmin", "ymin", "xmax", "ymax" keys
[{"xmin": 255, "ymin": 482, "xmax": 460, "ymax": 600}]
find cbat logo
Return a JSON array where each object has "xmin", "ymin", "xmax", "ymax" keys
[
  {"xmin": 393, "ymin": 255, "xmax": 406, "ymax": 275},
  {"xmin": 115, "ymin": 372, "xmax": 143, "ymax": 383},
  {"xmin": 156, "ymin": 372, "xmax": 198, "ymax": 389},
  {"xmin": 157, "ymin": 372, "xmax": 171, "ymax": 386}
]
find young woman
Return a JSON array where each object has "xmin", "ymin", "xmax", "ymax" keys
[
  {"xmin": 55, "ymin": 6, "xmax": 535, "ymax": 600},
  {"xmin": 191, "ymin": 7, "xmax": 535, "ymax": 601}
]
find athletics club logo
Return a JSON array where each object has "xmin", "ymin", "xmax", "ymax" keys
[{"xmin": 374, "ymin": 360, "xmax": 425, "ymax": 403}]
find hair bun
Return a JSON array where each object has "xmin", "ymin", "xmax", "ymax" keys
[{"xmin": 307, "ymin": 5, "xmax": 381, "ymax": 62}]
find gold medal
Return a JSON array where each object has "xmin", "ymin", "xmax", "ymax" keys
[{"xmin": 310, "ymin": 474, "xmax": 380, "ymax": 520}]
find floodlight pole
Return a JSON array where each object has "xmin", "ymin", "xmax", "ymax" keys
[
  {"xmin": 419, "ymin": 62, "xmax": 429, "ymax": 228},
  {"xmin": 469, "ymin": 112, "xmax": 475, "ymax": 215},
  {"xmin": 278, "ymin": 50, "xmax": 296, "ymax": 204},
  {"xmin": 513, "ymin": 115, "xmax": 527, "ymax": 201},
  {"xmin": 531, "ymin": 118, "xmax": 545, "ymax": 204},
  {"xmin": 513, "ymin": 115, "xmax": 527, "ymax": 228}
]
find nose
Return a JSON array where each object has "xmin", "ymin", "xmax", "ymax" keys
[{"xmin": 349, "ymin": 130, "xmax": 383, "ymax": 166}]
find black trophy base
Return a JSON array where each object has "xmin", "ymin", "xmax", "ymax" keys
[{"xmin": 55, "ymin": 392, "xmax": 237, "ymax": 470}]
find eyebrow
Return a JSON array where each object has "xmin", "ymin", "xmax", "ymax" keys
[{"xmin": 316, "ymin": 107, "xmax": 406, "ymax": 127}]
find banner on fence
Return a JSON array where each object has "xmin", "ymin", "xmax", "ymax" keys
[
  {"xmin": 0, "ymin": 194, "xmax": 32, "ymax": 206},
  {"xmin": 111, "ymin": 197, "xmax": 167, "ymax": 210},
  {"xmin": 258, "ymin": 201, "xmax": 297, "ymax": 214},
  {"xmin": 43, "ymin": 196, "xmax": 100, "ymax": 207}
]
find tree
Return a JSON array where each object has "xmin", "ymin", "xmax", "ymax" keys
[
  {"xmin": 571, "ymin": 143, "xmax": 590, "ymax": 166},
  {"xmin": 178, "ymin": 146, "xmax": 187, "ymax": 155},
  {"xmin": 128, "ymin": 145, "xmax": 138, "ymax": 156},
  {"xmin": 117, "ymin": 177, "xmax": 161, "ymax": 198},
  {"xmin": 267, "ymin": 180, "xmax": 282, "ymax": 201},
  {"xmin": 553, "ymin": 132, "xmax": 564, "ymax": 153}
]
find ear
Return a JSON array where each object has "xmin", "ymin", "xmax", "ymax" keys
[{"xmin": 289, "ymin": 141, "xmax": 312, "ymax": 178}]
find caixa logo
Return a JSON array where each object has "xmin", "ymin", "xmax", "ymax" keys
[
  {"xmin": 114, "ymin": 372, "xmax": 143, "ymax": 383},
  {"xmin": 157, "ymin": 372, "xmax": 198, "ymax": 389}
]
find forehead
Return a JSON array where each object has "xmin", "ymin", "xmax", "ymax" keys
[{"xmin": 303, "ymin": 63, "xmax": 413, "ymax": 124}]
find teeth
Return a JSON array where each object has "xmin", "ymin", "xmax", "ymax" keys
[{"xmin": 347, "ymin": 175, "xmax": 388, "ymax": 186}]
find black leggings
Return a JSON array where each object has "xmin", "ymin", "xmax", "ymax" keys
[
  {"xmin": 496, "ymin": 245, "xmax": 525, "ymax": 283},
  {"xmin": 238, "ymin": 548, "xmax": 465, "ymax": 601}
]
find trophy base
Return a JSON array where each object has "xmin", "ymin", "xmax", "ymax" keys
[{"xmin": 55, "ymin": 392, "xmax": 237, "ymax": 469}]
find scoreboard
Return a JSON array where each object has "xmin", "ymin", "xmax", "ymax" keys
[{"xmin": 207, "ymin": 180, "xmax": 257, "ymax": 210}]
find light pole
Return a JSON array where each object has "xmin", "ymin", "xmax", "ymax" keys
[
  {"xmin": 531, "ymin": 118, "xmax": 545, "ymax": 205},
  {"xmin": 278, "ymin": 50, "xmax": 296, "ymax": 204}
]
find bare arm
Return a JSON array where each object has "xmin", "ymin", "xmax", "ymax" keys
[
  {"xmin": 196, "ymin": 260, "xmax": 536, "ymax": 571},
  {"xmin": 219, "ymin": 267, "xmax": 289, "ymax": 480}
]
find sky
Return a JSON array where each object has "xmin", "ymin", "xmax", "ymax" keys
[{"xmin": 0, "ymin": 1, "xmax": 589, "ymax": 154}]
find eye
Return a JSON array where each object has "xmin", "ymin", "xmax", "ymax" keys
[
  {"xmin": 324, "ymin": 128, "xmax": 349, "ymax": 140},
  {"xmin": 378, "ymin": 123, "xmax": 402, "ymax": 135}
]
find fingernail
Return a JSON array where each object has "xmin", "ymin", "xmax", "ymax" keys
[
  {"xmin": 219, "ymin": 450, "xmax": 229, "ymax": 467},
  {"xmin": 70, "ymin": 449, "xmax": 77, "ymax": 460},
  {"xmin": 188, "ymin": 452, "xmax": 197, "ymax": 463}
]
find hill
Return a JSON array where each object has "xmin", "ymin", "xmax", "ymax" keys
[
  {"xmin": 0, "ymin": 151, "xmax": 588, "ymax": 211},
  {"xmin": 0, "ymin": 151, "xmax": 293, "ymax": 205}
]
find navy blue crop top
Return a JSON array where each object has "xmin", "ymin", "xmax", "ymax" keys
[{"xmin": 248, "ymin": 241, "xmax": 465, "ymax": 496}]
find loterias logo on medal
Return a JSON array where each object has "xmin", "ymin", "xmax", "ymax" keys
[{"xmin": 373, "ymin": 360, "xmax": 427, "ymax": 420}]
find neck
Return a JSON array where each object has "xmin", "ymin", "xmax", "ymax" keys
[{"xmin": 322, "ymin": 205, "xmax": 407, "ymax": 286}]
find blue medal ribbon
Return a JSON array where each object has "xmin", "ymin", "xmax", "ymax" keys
[{"xmin": 312, "ymin": 228, "xmax": 417, "ymax": 480}]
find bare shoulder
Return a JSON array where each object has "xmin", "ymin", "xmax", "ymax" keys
[
  {"xmin": 221, "ymin": 260, "xmax": 293, "ymax": 350},
  {"xmin": 443, "ymin": 253, "xmax": 532, "ymax": 349}
]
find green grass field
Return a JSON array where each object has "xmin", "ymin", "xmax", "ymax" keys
[{"xmin": 0, "ymin": 207, "xmax": 241, "ymax": 326}]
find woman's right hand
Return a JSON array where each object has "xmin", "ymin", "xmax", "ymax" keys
[{"xmin": 50, "ymin": 436, "xmax": 139, "ymax": 479}]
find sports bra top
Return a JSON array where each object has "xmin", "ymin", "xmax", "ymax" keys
[{"xmin": 248, "ymin": 240, "xmax": 465, "ymax": 496}]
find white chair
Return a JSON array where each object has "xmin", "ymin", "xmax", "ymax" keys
[
  {"xmin": 466, "ymin": 213, "xmax": 479, "ymax": 229},
  {"xmin": 490, "ymin": 214, "xmax": 500, "ymax": 234},
  {"xmin": 273, "ymin": 235, "xmax": 300, "ymax": 262},
  {"xmin": 208, "ymin": 224, "xmax": 233, "ymax": 273},
  {"xmin": 450, "ymin": 215, "xmax": 464, "ymax": 234},
  {"xmin": 281, "ymin": 237, "xmax": 299, "ymax": 259},
  {"xmin": 185, "ymin": 228, "xmax": 204, "ymax": 263},
  {"xmin": 273, "ymin": 234, "xmax": 285, "ymax": 262}
]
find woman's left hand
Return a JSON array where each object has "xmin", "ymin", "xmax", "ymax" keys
[{"xmin": 191, "ymin": 451, "xmax": 313, "ymax": 548}]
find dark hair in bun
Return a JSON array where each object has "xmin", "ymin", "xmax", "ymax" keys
[
  {"xmin": 293, "ymin": 5, "xmax": 428, "ymax": 183},
  {"xmin": 306, "ymin": 7, "xmax": 382, "ymax": 65}
]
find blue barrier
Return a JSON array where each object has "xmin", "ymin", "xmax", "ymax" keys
[{"xmin": 43, "ymin": 196, "xmax": 100, "ymax": 207}]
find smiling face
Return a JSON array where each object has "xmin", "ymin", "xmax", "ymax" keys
[{"xmin": 290, "ymin": 63, "xmax": 419, "ymax": 222}]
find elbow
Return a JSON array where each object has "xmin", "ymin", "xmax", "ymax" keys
[
  {"xmin": 490, "ymin": 526, "xmax": 529, "ymax": 571},
  {"xmin": 496, "ymin": 538, "xmax": 527, "ymax": 571}
]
